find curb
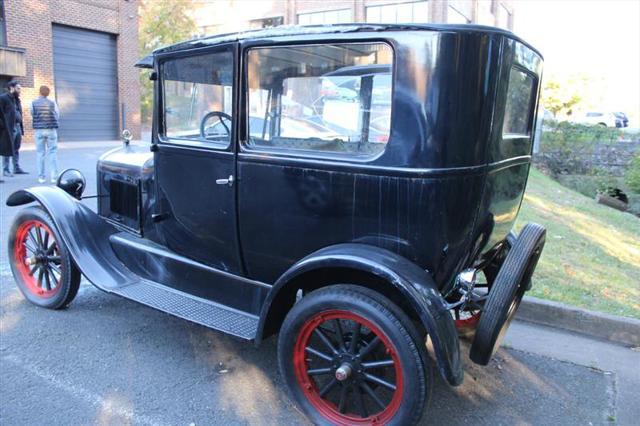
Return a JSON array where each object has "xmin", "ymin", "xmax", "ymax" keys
[{"xmin": 516, "ymin": 296, "xmax": 640, "ymax": 347}]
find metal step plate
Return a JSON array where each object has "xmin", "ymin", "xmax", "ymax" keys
[{"xmin": 113, "ymin": 281, "xmax": 258, "ymax": 340}]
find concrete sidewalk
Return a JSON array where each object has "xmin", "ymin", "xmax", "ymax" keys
[{"xmin": 504, "ymin": 321, "xmax": 639, "ymax": 425}]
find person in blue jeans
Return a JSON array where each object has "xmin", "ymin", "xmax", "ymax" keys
[{"xmin": 30, "ymin": 85, "xmax": 60, "ymax": 183}]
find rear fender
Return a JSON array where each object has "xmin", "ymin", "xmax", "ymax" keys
[
  {"xmin": 257, "ymin": 243, "xmax": 464, "ymax": 386},
  {"xmin": 6, "ymin": 187, "xmax": 136, "ymax": 290}
]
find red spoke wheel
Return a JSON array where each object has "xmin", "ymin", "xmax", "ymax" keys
[
  {"xmin": 9, "ymin": 206, "xmax": 81, "ymax": 309},
  {"xmin": 454, "ymin": 310, "xmax": 481, "ymax": 338},
  {"xmin": 14, "ymin": 220, "xmax": 62, "ymax": 298},
  {"xmin": 279, "ymin": 285, "xmax": 431, "ymax": 426}
]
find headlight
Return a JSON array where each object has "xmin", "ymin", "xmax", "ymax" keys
[{"xmin": 56, "ymin": 169, "xmax": 86, "ymax": 199}]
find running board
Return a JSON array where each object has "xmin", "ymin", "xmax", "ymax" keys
[{"xmin": 112, "ymin": 280, "xmax": 259, "ymax": 340}]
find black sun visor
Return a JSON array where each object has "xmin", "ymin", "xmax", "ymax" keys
[{"xmin": 135, "ymin": 54, "xmax": 154, "ymax": 69}]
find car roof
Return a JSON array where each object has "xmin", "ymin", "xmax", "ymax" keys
[{"xmin": 152, "ymin": 23, "xmax": 542, "ymax": 58}]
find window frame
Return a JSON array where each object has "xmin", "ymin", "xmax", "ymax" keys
[
  {"xmin": 157, "ymin": 44, "xmax": 237, "ymax": 151},
  {"xmin": 297, "ymin": 8, "xmax": 353, "ymax": 25},
  {"xmin": 0, "ymin": 0, "xmax": 7, "ymax": 46},
  {"xmin": 365, "ymin": 1, "xmax": 429, "ymax": 24},
  {"xmin": 501, "ymin": 64, "xmax": 538, "ymax": 139},
  {"xmin": 240, "ymin": 40, "xmax": 396, "ymax": 164}
]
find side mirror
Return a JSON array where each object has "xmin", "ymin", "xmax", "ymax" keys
[{"xmin": 122, "ymin": 129, "xmax": 132, "ymax": 146}]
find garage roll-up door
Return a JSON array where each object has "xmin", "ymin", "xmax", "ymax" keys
[{"xmin": 52, "ymin": 25, "xmax": 118, "ymax": 141}]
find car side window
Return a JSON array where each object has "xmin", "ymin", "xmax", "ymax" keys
[
  {"xmin": 162, "ymin": 50, "xmax": 234, "ymax": 147},
  {"xmin": 245, "ymin": 42, "xmax": 393, "ymax": 159},
  {"xmin": 502, "ymin": 67, "xmax": 536, "ymax": 137}
]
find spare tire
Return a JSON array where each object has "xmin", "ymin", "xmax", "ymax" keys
[{"xmin": 470, "ymin": 223, "xmax": 546, "ymax": 365}]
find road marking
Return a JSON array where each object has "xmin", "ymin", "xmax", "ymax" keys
[{"xmin": 2, "ymin": 354, "xmax": 167, "ymax": 426}]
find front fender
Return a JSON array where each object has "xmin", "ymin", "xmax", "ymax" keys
[
  {"xmin": 257, "ymin": 243, "xmax": 463, "ymax": 386},
  {"xmin": 6, "ymin": 187, "xmax": 136, "ymax": 290}
]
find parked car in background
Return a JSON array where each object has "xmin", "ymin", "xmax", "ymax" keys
[
  {"xmin": 613, "ymin": 112, "xmax": 629, "ymax": 127},
  {"xmin": 574, "ymin": 111, "xmax": 625, "ymax": 127}
]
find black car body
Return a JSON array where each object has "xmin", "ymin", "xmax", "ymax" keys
[{"xmin": 7, "ymin": 24, "xmax": 545, "ymax": 425}]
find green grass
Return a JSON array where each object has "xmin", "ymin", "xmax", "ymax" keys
[{"xmin": 515, "ymin": 169, "xmax": 640, "ymax": 319}]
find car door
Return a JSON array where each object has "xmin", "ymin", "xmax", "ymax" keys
[
  {"xmin": 237, "ymin": 41, "xmax": 397, "ymax": 283},
  {"xmin": 154, "ymin": 45, "xmax": 243, "ymax": 277}
]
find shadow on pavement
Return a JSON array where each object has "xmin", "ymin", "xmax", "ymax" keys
[{"xmin": 0, "ymin": 282, "xmax": 613, "ymax": 425}]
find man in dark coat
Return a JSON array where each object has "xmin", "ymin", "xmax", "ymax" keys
[
  {"xmin": 2, "ymin": 80, "xmax": 28, "ymax": 176},
  {"xmin": 0, "ymin": 83, "xmax": 17, "ymax": 183}
]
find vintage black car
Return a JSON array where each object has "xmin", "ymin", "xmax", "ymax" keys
[{"xmin": 7, "ymin": 24, "xmax": 545, "ymax": 425}]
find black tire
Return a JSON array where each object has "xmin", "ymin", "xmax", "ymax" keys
[
  {"xmin": 278, "ymin": 285, "xmax": 431, "ymax": 426},
  {"xmin": 470, "ymin": 223, "xmax": 546, "ymax": 365},
  {"xmin": 8, "ymin": 206, "xmax": 81, "ymax": 309}
]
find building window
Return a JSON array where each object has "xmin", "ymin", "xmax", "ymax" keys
[
  {"xmin": 199, "ymin": 24, "xmax": 222, "ymax": 36},
  {"xmin": 447, "ymin": 5, "xmax": 470, "ymax": 24},
  {"xmin": 246, "ymin": 42, "xmax": 393, "ymax": 158},
  {"xmin": 298, "ymin": 9, "xmax": 352, "ymax": 25},
  {"xmin": 250, "ymin": 16, "xmax": 283, "ymax": 29},
  {"xmin": 366, "ymin": 1, "xmax": 429, "ymax": 24},
  {"xmin": 0, "ymin": 0, "xmax": 7, "ymax": 46}
]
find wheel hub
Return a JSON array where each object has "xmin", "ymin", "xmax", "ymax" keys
[
  {"xmin": 332, "ymin": 352, "xmax": 364, "ymax": 385},
  {"xmin": 334, "ymin": 362, "xmax": 352, "ymax": 381},
  {"xmin": 29, "ymin": 251, "xmax": 49, "ymax": 265}
]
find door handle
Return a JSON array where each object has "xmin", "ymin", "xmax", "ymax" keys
[{"xmin": 216, "ymin": 175, "xmax": 234, "ymax": 187}]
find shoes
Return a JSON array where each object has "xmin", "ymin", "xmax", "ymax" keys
[
  {"xmin": 14, "ymin": 168, "xmax": 28, "ymax": 174},
  {"xmin": 3, "ymin": 169, "xmax": 12, "ymax": 177},
  {"xmin": 38, "ymin": 177, "xmax": 46, "ymax": 184},
  {"xmin": 50, "ymin": 178, "xmax": 57, "ymax": 184}
]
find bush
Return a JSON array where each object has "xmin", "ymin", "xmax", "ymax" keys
[
  {"xmin": 626, "ymin": 155, "xmax": 640, "ymax": 194},
  {"xmin": 536, "ymin": 121, "xmax": 637, "ymax": 177},
  {"xmin": 556, "ymin": 170, "xmax": 619, "ymax": 199},
  {"xmin": 540, "ymin": 121, "xmax": 624, "ymax": 151},
  {"xmin": 592, "ymin": 168, "xmax": 620, "ymax": 195}
]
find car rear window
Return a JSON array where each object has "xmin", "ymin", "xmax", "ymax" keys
[
  {"xmin": 502, "ymin": 67, "xmax": 536, "ymax": 137},
  {"xmin": 245, "ymin": 42, "xmax": 393, "ymax": 159}
]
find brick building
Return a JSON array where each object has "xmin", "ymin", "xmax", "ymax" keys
[
  {"xmin": 193, "ymin": 0, "xmax": 515, "ymax": 35},
  {"xmin": 0, "ymin": 0, "xmax": 140, "ymax": 143}
]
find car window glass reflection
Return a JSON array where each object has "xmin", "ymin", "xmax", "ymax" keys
[
  {"xmin": 163, "ymin": 51, "xmax": 234, "ymax": 146},
  {"xmin": 502, "ymin": 67, "xmax": 535, "ymax": 137},
  {"xmin": 247, "ymin": 43, "xmax": 393, "ymax": 158}
]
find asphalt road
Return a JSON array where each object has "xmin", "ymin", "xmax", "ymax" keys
[{"xmin": 0, "ymin": 143, "xmax": 635, "ymax": 425}]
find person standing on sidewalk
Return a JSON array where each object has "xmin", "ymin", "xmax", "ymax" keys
[
  {"xmin": 3, "ymin": 81, "xmax": 28, "ymax": 176},
  {"xmin": 31, "ymin": 85, "xmax": 60, "ymax": 184},
  {"xmin": 0, "ymin": 83, "xmax": 17, "ymax": 183}
]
